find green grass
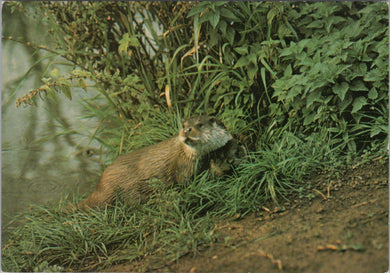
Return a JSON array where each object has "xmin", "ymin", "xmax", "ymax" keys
[
  {"xmin": 5, "ymin": 118, "xmax": 385, "ymax": 272},
  {"xmin": 2, "ymin": 173, "xmax": 218, "ymax": 272},
  {"xmin": 3, "ymin": 1, "xmax": 388, "ymax": 271}
]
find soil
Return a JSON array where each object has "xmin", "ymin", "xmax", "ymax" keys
[{"xmin": 106, "ymin": 160, "xmax": 389, "ymax": 273}]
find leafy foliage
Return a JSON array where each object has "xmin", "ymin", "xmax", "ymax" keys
[
  {"xmin": 2, "ymin": 1, "xmax": 389, "ymax": 271},
  {"xmin": 12, "ymin": 1, "xmax": 388, "ymax": 155},
  {"xmin": 271, "ymin": 2, "xmax": 388, "ymax": 152}
]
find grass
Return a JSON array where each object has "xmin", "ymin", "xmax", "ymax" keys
[
  {"xmin": 3, "ymin": 2, "xmax": 388, "ymax": 271},
  {"xmin": 2, "ymin": 173, "xmax": 218, "ymax": 272},
  {"xmin": 3, "ymin": 91, "xmax": 388, "ymax": 272},
  {"xmin": 5, "ymin": 115, "xmax": 385, "ymax": 272}
]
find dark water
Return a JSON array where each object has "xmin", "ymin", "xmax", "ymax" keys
[{"xmin": 1, "ymin": 6, "xmax": 102, "ymax": 241}]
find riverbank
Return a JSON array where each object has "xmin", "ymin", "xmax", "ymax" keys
[{"xmin": 107, "ymin": 161, "xmax": 388, "ymax": 272}]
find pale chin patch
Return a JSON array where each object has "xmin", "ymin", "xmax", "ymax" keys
[
  {"xmin": 196, "ymin": 126, "xmax": 232, "ymax": 155},
  {"xmin": 187, "ymin": 136, "xmax": 201, "ymax": 141},
  {"xmin": 179, "ymin": 123, "xmax": 233, "ymax": 156}
]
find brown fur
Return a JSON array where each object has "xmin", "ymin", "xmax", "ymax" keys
[{"xmin": 78, "ymin": 116, "xmax": 232, "ymax": 209}]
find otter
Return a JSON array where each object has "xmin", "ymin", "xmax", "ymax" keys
[{"xmin": 78, "ymin": 115, "xmax": 233, "ymax": 209}]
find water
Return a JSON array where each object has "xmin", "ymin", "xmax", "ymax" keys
[{"xmin": 2, "ymin": 5, "xmax": 102, "ymax": 241}]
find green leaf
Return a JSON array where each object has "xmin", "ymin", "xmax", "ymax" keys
[
  {"xmin": 209, "ymin": 11, "xmax": 220, "ymax": 29},
  {"xmin": 284, "ymin": 64, "xmax": 292, "ymax": 77},
  {"xmin": 351, "ymin": 96, "xmax": 367, "ymax": 113},
  {"xmin": 370, "ymin": 126, "xmax": 383, "ymax": 138},
  {"xmin": 234, "ymin": 56, "xmax": 249, "ymax": 68},
  {"xmin": 338, "ymin": 94, "xmax": 353, "ymax": 113},
  {"xmin": 218, "ymin": 20, "xmax": 227, "ymax": 35},
  {"xmin": 260, "ymin": 67, "xmax": 267, "ymax": 92},
  {"xmin": 248, "ymin": 53, "xmax": 257, "ymax": 64},
  {"xmin": 279, "ymin": 47, "xmax": 293, "ymax": 58},
  {"xmin": 187, "ymin": 4, "xmax": 207, "ymax": 18},
  {"xmin": 306, "ymin": 20, "xmax": 323, "ymax": 29},
  {"xmin": 247, "ymin": 63, "xmax": 258, "ymax": 81},
  {"xmin": 306, "ymin": 90, "xmax": 322, "ymax": 108},
  {"xmin": 220, "ymin": 7, "xmax": 240, "ymax": 22},
  {"xmin": 267, "ymin": 7, "xmax": 278, "ymax": 26},
  {"xmin": 333, "ymin": 82, "xmax": 349, "ymax": 101},
  {"xmin": 60, "ymin": 85, "xmax": 72, "ymax": 100},
  {"xmin": 234, "ymin": 46, "xmax": 248, "ymax": 55},
  {"xmin": 286, "ymin": 86, "xmax": 302, "ymax": 101},
  {"xmin": 118, "ymin": 34, "xmax": 129, "ymax": 53},
  {"xmin": 225, "ymin": 27, "xmax": 235, "ymax": 44},
  {"xmin": 303, "ymin": 113, "xmax": 316, "ymax": 125},
  {"xmin": 78, "ymin": 79, "xmax": 87, "ymax": 92},
  {"xmin": 325, "ymin": 16, "xmax": 346, "ymax": 33},
  {"xmin": 118, "ymin": 33, "xmax": 140, "ymax": 54},
  {"xmin": 368, "ymin": 87, "xmax": 378, "ymax": 100},
  {"xmin": 350, "ymin": 80, "xmax": 368, "ymax": 91},
  {"xmin": 277, "ymin": 23, "xmax": 291, "ymax": 39},
  {"xmin": 364, "ymin": 68, "xmax": 386, "ymax": 82}
]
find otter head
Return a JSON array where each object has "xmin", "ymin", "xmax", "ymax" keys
[{"xmin": 179, "ymin": 115, "xmax": 233, "ymax": 156}]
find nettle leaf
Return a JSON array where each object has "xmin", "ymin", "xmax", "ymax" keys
[
  {"xmin": 344, "ymin": 20, "xmax": 362, "ymax": 39},
  {"xmin": 247, "ymin": 63, "xmax": 258, "ymax": 82},
  {"xmin": 324, "ymin": 95, "xmax": 333, "ymax": 105},
  {"xmin": 284, "ymin": 64, "xmax": 292, "ymax": 77},
  {"xmin": 220, "ymin": 7, "xmax": 240, "ymax": 22},
  {"xmin": 364, "ymin": 68, "xmax": 386, "ymax": 82},
  {"xmin": 234, "ymin": 56, "xmax": 249, "ymax": 68},
  {"xmin": 187, "ymin": 3, "xmax": 208, "ymax": 18},
  {"xmin": 209, "ymin": 11, "xmax": 220, "ymax": 29},
  {"xmin": 248, "ymin": 53, "xmax": 257, "ymax": 64},
  {"xmin": 209, "ymin": 28, "xmax": 219, "ymax": 47},
  {"xmin": 278, "ymin": 23, "xmax": 291, "ymax": 38},
  {"xmin": 354, "ymin": 63, "xmax": 368, "ymax": 77},
  {"xmin": 368, "ymin": 87, "xmax": 378, "ymax": 100},
  {"xmin": 303, "ymin": 113, "xmax": 316, "ymax": 126},
  {"xmin": 279, "ymin": 46, "xmax": 294, "ymax": 58},
  {"xmin": 272, "ymin": 87, "xmax": 286, "ymax": 101},
  {"xmin": 350, "ymin": 80, "xmax": 368, "ymax": 91},
  {"xmin": 325, "ymin": 16, "xmax": 347, "ymax": 33},
  {"xmin": 234, "ymin": 46, "xmax": 248, "ymax": 55},
  {"xmin": 218, "ymin": 20, "xmax": 227, "ymax": 35},
  {"xmin": 306, "ymin": 90, "xmax": 322, "ymax": 108},
  {"xmin": 333, "ymin": 82, "xmax": 349, "ymax": 100},
  {"xmin": 307, "ymin": 20, "xmax": 323, "ymax": 29},
  {"xmin": 370, "ymin": 126, "xmax": 383, "ymax": 138},
  {"xmin": 225, "ymin": 27, "xmax": 235, "ymax": 44},
  {"xmin": 339, "ymin": 94, "xmax": 353, "ymax": 112},
  {"xmin": 286, "ymin": 85, "xmax": 302, "ymax": 101},
  {"xmin": 351, "ymin": 96, "xmax": 368, "ymax": 113}
]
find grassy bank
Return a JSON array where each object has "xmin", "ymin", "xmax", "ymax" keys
[
  {"xmin": 2, "ymin": 2, "xmax": 388, "ymax": 271},
  {"xmin": 2, "ymin": 119, "xmax": 387, "ymax": 272}
]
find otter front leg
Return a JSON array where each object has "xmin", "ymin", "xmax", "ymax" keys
[{"xmin": 77, "ymin": 182, "xmax": 115, "ymax": 209}]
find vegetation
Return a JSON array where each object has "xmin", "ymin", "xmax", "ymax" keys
[{"xmin": 2, "ymin": 1, "xmax": 388, "ymax": 271}]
